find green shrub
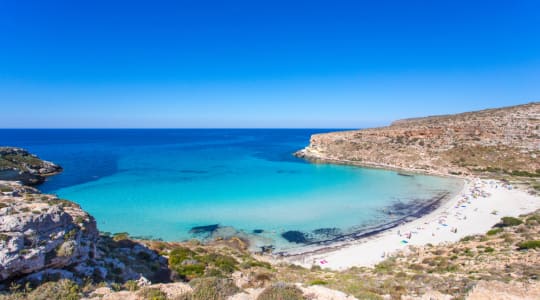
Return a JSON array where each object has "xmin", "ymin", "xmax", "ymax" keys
[
  {"xmin": 308, "ymin": 279, "xmax": 328, "ymax": 285},
  {"xmin": 0, "ymin": 234, "xmax": 10, "ymax": 242},
  {"xmin": 257, "ymin": 283, "xmax": 305, "ymax": 300},
  {"xmin": 168, "ymin": 247, "xmax": 239, "ymax": 280},
  {"xmin": 182, "ymin": 264, "xmax": 206, "ymax": 280},
  {"xmin": 500, "ymin": 217, "xmax": 523, "ymax": 227},
  {"xmin": 124, "ymin": 280, "xmax": 139, "ymax": 292},
  {"xmin": 486, "ymin": 228, "xmax": 503, "ymax": 236},
  {"xmin": 190, "ymin": 277, "xmax": 239, "ymax": 300},
  {"xmin": 64, "ymin": 229, "xmax": 78, "ymax": 240},
  {"xmin": 518, "ymin": 240, "xmax": 540, "ymax": 250},
  {"xmin": 26, "ymin": 279, "xmax": 80, "ymax": 300},
  {"xmin": 460, "ymin": 235, "xmax": 475, "ymax": 242},
  {"xmin": 200, "ymin": 253, "xmax": 238, "ymax": 274},
  {"xmin": 56, "ymin": 241, "xmax": 75, "ymax": 257},
  {"xmin": 240, "ymin": 259, "xmax": 272, "ymax": 269},
  {"xmin": 0, "ymin": 185, "xmax": 13, "ymax": 193},
  {"xmin": 110, "ymin": 282, "xmax": 122, "ymax": 291},
  {"xmin": 374, "ymin": 258, "xmax": 396, "ymax": 274},
  {"xmin": 139, "ymin": 287, "xmax": 168, "ymax": 300},
  {"xmin": 484, "ymin": 247, "xmax": 495, "ymax": 253},
  {"xmin": 509, "ymin": 170, "xmax": 540, "ymax": 177},
  {"xmin": 112, "ymin": 232, "xmax": 129, "ymax": 241},
  {"xmin": 169, "ymin": 247, "xmax": 205, "ymax": 280},
  {"xmin": 169, "ymin": 247, "xmax": 196, "ymax": 264},
  {"xmin": 526, "ymin": 215, "xmax": 540, "ymax": 224}
]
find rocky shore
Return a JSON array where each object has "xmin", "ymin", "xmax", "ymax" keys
[{"xmin": 0, "ymin": 147, "xmax": 62, "ymax": 185}]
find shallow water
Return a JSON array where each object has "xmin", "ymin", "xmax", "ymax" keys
[{"xmin": 0, "ymin": 129, "xmax": 462, "ymax": 251}]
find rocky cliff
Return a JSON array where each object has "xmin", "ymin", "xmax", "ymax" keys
[
  {"xmin": 0, "ymin": 181, "xmax": 99, "ymax": 282},
  {"xmin": 0, "ymin": 147, "xmax": 62, "ymax": 185},
  {"xmin": 296, "ymin": 102, "xmax": 540, "ymax": 177}
]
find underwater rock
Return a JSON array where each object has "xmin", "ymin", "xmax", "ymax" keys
[
  {"xmin": 189, "ymin": 224, "xmax": 220, "ymax": 235},
  {"xmin": 281, "ymin": 231, "xmax": 311, "ymax": 244}
]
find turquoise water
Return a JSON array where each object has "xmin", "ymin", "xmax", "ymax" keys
[{"xmin": 0, "ymin": 129, "xmax": 462, "ymax": 251}]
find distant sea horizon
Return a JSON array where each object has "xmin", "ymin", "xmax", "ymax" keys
[{"xmin": 0, "ymin": 129, "xmax": 462, "ymax": 251}]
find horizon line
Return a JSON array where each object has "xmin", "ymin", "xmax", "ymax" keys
[{"xmin": 0, "ymin": 127, "xmax": 358, "ymax": 130}]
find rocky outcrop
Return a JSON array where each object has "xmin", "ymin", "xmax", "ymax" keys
[
  {"xmin": 0, "ymin": 180, "xmax": 169, "ymax": 287},
  {"xmin": 296, "ymin": 102, "xmax": 540, "ymax": 176},
  {"xmin": 0, "ymin": 147, "xmax": 62, "ymax": 185},
  {"xmin": 0, "ymin": 181, "xmax": 98, "ymax": 282}
]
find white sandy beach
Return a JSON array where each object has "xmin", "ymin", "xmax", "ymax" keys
[{"xmin": 281, "ymin": 178, "xmax": 540, "ymax": 270}]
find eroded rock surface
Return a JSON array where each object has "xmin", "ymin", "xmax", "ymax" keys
[{"xmin": 0, "ymin": 181, "xmax": 98, "ymax": 282}]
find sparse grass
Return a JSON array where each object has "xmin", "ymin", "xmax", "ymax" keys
[
  {"xmin": 308, "ymin": 279, "xmax": 328, "ymax": 285},
  {"xmin": 168, "ymin": 246, "xmax": 240, "ymax": 281},
  {"xmin": 112, "ymin": 232, "xmax": 130, "ymax": 241},
  {"xmin": 518, "ymin": 240, "xmax": 540, "ymax": 250},
  {"xmin": 499, "ymin": 216, "xmax": 523, "ymax": 227},
  {"xmin": 257, "ymin": 283, "xmax": 305, "ymax": 300},
  {"xmin": 487, "ymin": 228, "xmax": 503, "ymax": 236},
  {"xmin": 190, "ymin": 277, "xmax": 239, "ymax": 300},
  {"xmin": 15, "ymin": 279, "xmax": 81, "ymax": 300},
  {"xmin": 138, "ymin": 287, "xmax": 168, "ymax": 300}
]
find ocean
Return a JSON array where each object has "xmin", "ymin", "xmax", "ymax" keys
[{"xmin": 0, "ymin": 129, "xmax": 462, "ymax": 251}]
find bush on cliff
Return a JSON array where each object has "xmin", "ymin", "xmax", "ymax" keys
[
  {"xmin": 256, "ymin": 283, "xmax": 305, "ymax": 300},
  {"xmin": 518, "ymin": 240, "xmax": 540, "ymax": 250},
  {"xmin": 168, "ymin": 247, "xmax": 239, "ymax": 281},
  {"xmin": 499, "ymin": 217, "xmax": 523, "ymax": 227},
  {"xmin": 189, "ymin": 277, "xmax": 239, "ymax": 300},
  {"xmin": 25, "ymin": 279, "xmax": 80, "ymax": 300}
]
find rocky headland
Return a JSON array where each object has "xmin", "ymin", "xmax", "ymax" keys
[
  {"xmin": 296, "ymin": 102, "xmax": 540, "ymax": 179},
  {"xmin": 0, "ymin": 147, "xmax": 62, "ymax": 185}
]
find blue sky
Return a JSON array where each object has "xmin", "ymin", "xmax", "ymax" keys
[{"xmin": 0, "ymin": 0, "xmax": 539, "ymax": 128}]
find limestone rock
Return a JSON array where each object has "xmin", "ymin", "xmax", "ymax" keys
[{"xmin": 0, "ymin": 181, "xmax": 98, "ymax": 282}]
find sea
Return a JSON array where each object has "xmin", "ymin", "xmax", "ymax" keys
[{"xmin": 0, "ymin": 129, "xmax": 462, "ymax": 251}]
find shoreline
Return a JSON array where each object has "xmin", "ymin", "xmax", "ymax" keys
[
  {"xmin": 295, "ymin": 148, "xmax": 465, "ymax": 179},
  {"xmin": 272, "ymin": 177, "xmax": 539, "ymax": 270},
  {"xmin": 270, "ymin": 189, "xmax": 457, "ymax": 255}
]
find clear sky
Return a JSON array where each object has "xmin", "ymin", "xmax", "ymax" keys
[{"xmin": 1, "ymin": 0, "xmax": 539, "ymax": 128}]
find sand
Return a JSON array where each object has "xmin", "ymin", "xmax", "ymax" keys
[{"xmin": 281, "ymin": 178, "xmax": 540, "ymax": 270}]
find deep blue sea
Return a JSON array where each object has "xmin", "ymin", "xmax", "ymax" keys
[{"xmin": 0, "ymin": 129, "xmax": 462, "ymax": 251}]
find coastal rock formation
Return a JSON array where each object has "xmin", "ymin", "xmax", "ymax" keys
[
  {"xmin": 296, "ymin": 102, "xmax": 540, "ymax": 176},
  {"xmin": 0, "ymin": 180, "xmax": 169, "ymax": 286},
  {"xmin": 0, "ymin": 147, "xmax": 62, "ymax": 185},
  {"xmin": 0, "ymin": 181, "xmax": 98, "ymax": 282}
]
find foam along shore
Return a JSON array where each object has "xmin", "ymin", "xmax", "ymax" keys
[{"xmin": 280, "ymin": 178, "xmax": 540, "ymax": 270}]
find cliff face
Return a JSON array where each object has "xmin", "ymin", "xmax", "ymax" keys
[
  {"xmin": 0, "ymin": 181, "xmax": 99, "ymax": 282},
  {"xmin": 297, "ymin": 102, "xmax": 540, "ymax": 176},
  {"xmin": 0, "ymin": 147, "xmax": 62, "ymax": 185}
]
